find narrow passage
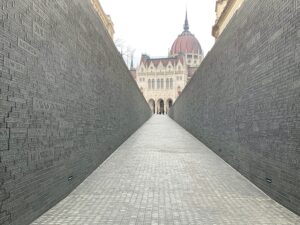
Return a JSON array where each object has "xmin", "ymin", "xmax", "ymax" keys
[{"xmin": 32, "ymin": 116, "xmax": 299, "ymax": 225}]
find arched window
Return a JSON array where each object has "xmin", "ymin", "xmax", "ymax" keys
[
  {"xmin": 152, "ymin": 79, "xmax": 155, "ymax": 89},
  {"xmin": 161, "ymin": 79, "xmax": 164, "ymax": 89},
  {"xmin": 157, "ymin": 79, "xmax": 160, "ymax": 89},
  {"xmin": 148, "ymin": 79, "xmax": 151, "ymax": 89},
  {"xmin": 170, "ymin": 78, "xmax": 173, "ymax": 89},
  {"xmin": 166, "ymin": 78, "xmax": 169, "ymax": 89}
]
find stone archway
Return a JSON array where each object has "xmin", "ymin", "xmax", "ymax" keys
[
  {"xmin": 157, "ymin": 99, "xmax": 165, "ymax": 114},
  {"xmin": 148, "ymin": 99, "xmax": 155, "ymax": 114},
  {"xmin": 166, "ymin": 98, "xmax": 173, "ymax": 113}
]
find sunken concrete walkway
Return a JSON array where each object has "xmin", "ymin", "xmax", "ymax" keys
[{"xmin": 31, "ymin": 115, "xmax": 299, "ymax": 225}]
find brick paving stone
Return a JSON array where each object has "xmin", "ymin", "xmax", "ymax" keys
[{"xmin": 31, "ymin": 116, "xmax": 300, "ymax": 225}]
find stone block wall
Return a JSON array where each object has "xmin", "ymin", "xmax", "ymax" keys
[
  {"xmin": 169, "ymin": 0, "xmax": 299, "ymax": 215},
  {"xmin": 0, "ymin": 1, "xmax": 151, "ymax": 224}
]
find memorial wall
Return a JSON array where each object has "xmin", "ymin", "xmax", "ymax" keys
[
  {"xmin": 0, "ymin": 1, "xmax": 151, "ymax": 224},
  {"xmin": 170, "ymin": 0, "xmax": 300, "ymax": 215}
]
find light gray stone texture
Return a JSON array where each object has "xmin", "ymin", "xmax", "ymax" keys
[
  {"xmin": 31, "ymin": 116, "xmax": 300, "ymax": 225},
  {"xmin": 169, "ymin": 0, "xmax": 300, "ymax": 215}
]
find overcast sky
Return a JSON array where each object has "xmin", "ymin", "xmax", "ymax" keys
[{"xmin": 100, "ymin": 0, "xmax": 216, "ymax": 67}]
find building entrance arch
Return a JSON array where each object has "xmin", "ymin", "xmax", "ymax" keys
[
  {"xmin": 157, "ymin": 99, "xmax": 165, "ymax": 114},
  {"xmin": 166, "ymin": 98, "xmax": 173, "ymax": 113},
  {"xmin": 148, "ymin": 99, "xmax": 155, "ymax": 114}
]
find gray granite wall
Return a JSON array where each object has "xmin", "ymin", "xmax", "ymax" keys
[
  {"xmin": 0, "ymin": 1, "xmax": 151, "ymax": 224},
  {"xmin": 169, "ymin": 0, "xmax": 300, "ymax": 215}
]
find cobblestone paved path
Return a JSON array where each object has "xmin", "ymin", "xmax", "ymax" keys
[{"xmin": 31, "ymin": 116, "xmax": 299, "ymax": 225}]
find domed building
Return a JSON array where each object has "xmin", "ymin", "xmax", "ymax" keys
[{"xmin": 134, "ymin": 12, "xmax": 203, "ymax": 114}]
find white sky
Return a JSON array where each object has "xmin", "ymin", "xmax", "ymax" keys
[{"xmin": 100, "ymin": 0, "xmax": 216, "ymax": 67}]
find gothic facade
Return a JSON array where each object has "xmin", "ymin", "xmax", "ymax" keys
[{"xmin": 134, "ymin": 14, "xmax": 203, "ymax": 114}]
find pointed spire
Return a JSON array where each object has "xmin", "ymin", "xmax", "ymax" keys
[{"xmin": 184, "ymin": 10, "xmax": 189, "ymax": 31}]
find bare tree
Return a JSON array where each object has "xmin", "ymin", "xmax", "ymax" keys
[{"xmin": 114, "ymin": 38, "xmax": 135, "ymax": 69}]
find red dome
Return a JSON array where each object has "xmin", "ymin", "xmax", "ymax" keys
[{"xmin": 170, "ymin": 31, "xmax": 203, "ymax": 56}]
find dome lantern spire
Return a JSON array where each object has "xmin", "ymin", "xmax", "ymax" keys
[
  {"xmin": 184, "ymin": 10, "xmax": 189, "ymax": 31},
  {"xmin": 170, "ymin": 9, "xmax": 203, "ymax": 57}
]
